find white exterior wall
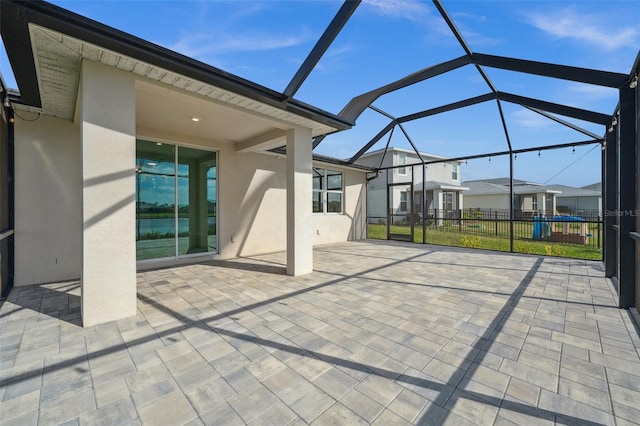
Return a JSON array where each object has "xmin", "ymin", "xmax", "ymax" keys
[
  {"xmin": 15, "ymin": 117, "xmax": 367, "ymax": 281},
  {"xmin": 425, "ymin": 161, "xmax": 459, "ymax": 184},
  {"xmin": 80, "ymin": 61, "xmax": 137, "ymax": 326},
  {"xmin": 14, "ymin": 115, "xmax": 82, "ymax": 286},
  {"xmin": 464, "ymin": 194, "xmax": 509, "ymax": 210},
  {"xmin": 13, "ymin": 75, "xmax": 367, "ymax": 314},
  {"xmin": 313, "ymin": 168, "xmax": 367, "ymax": 244},
  {"xmin": 137, "ymin": 128, "xmax": 368, "ymax": 259},
  {"xmin": 556, "ymin": 196, "xmax": 602, "ymax": 212}
]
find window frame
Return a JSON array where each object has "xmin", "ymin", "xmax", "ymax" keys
[
  {"xmin": 451, "ymin": 163, "xmax": 458, "ymax": 180},
  {"xmin": 313, "ymin": 167, "xmax": 344, "ymax": 214},
  {"xmin": 397, "ymin": 152, "xmax": 407, "ymax": 176},
  {"xmin": 399, "ymin": 191, "xmax": 408, "ymax": 212}
]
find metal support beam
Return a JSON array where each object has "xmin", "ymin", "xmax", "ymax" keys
[
  {"xmin": 604, "ymin": 127, "xmax": 617, "ymax": 278},
  {"xmin": 377, "ymin": 126, "xmax": 395, "ymax": 170},
  {"xmin": 497, "ymin": 92, "xmax": 610, "ymax": 125},
  {"xmin": 471, "ymin": 53, "xmax": 629, "ymax": 88},
  {"xmin": 349, "ymin": 121, "xmax": 396, "ymax": 163},
  {"xmin": 495, "ymin": 99, "xmax": 514, "ymax": 252},
  {"xmin": 509, "ymin": 152, "xmax": 514, "ymax": 253},
  {"xmin": 398, "ymin": 93, "xmax": 495, "ymax": 124},
  {"xmin": 283, "ymin": 0, "xmax": 361, "ymax": 99},
  {"xmin": 374, "ymin": 139, "xmax": 602, "ymax": 171},
  {"xmin": 432, "ymin": 0, "xmax": 497, "ymax": 93},
  {"xmin": 617, "ymin": 86, "xmax": 637, "ymax": 308},
  {"xmin": 525, "ymin": 107, "xmax": 602, "ymax": 140},
  {"xmin": 337, "ymin": 56, "xmax": 471, "ymax": 124}
]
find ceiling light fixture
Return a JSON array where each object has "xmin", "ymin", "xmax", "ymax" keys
[
  {"xmin": 630, "ymin": 75, "xmax": 638, "ymax": 89},
  {"xmin": 147, "ymin": 162, "xmax": 157, "ymax": 167},
  {"xmin": 191, "ymin": 117, "xmax": 201, "ymax": 122}
]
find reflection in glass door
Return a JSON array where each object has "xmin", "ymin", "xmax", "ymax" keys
[
  {"xmin": 177, "ymin": 146, "xmax": 217, "ymax": 256},
  {"xmin": 136, "ymin": 140, "xmax": 217, "ymax": 261}
]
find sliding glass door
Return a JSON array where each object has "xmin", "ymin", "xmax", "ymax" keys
[{"xmin": 136, "ymin": 140, "xmax": 217, "ymax": 261}]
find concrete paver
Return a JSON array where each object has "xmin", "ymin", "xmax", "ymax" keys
[{"xmin": 1, "ymin": 241, "xmax": 639, "ymax": 425}]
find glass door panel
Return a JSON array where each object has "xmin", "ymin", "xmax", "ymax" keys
[{"xmin": 136, "ymin": 141, "xmax": 176, "ymax": 260}]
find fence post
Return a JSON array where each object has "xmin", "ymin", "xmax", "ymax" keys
[
  {"xmin": 597, "ymin": 217, "xmax": 601, "ymax": 248},
  {"xmin": 459, "ymin": 209, "xmax": 462, "ymax": 232},
  {"xmin": 494, "ymin": 211, "xmax": 498, "ymax": 236}
]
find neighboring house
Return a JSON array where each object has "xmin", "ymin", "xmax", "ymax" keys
[
  {"xmin": 462, "ymin": 178, "xmax": 560, "ymax": 218},
  {"xmin": 0, "ymin": 1, "xmax": 368, "ymax": 326},
  {"xmin": 548, "ymin": 184, "xmax": 602, "ymax": 217},
  {"xmin": 582, "ymin": 182, "xmax": 602, "ymax": 192},
  {"xmin": 355, "ymin": 147, "xmax": 468, "ymax": 224}
]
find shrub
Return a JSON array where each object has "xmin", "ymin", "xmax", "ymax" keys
[
  {"xmin": 460, "ymin": 236, "xmax": 481, "ymax": 248},
  {"xmin": 544, "ymin": 245, "xmax": 566, "ymax": 257},
  {"xmin": 514, "ymin": 242, "xmax": 536, "ymax": 254}
]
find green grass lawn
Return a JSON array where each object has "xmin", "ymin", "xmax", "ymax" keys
[{"xmin": 368, "ymin": 223, "xmax": 602, "ymax": 260}]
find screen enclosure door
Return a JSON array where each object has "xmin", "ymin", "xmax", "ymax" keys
[{"xmin": 387, "ymin": 182, "xmax": 414, "ymax": 242}]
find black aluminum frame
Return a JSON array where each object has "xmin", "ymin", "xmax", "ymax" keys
[{"xmin": 1, "ymin": 0, "xmax": 638, "ymax": 310}]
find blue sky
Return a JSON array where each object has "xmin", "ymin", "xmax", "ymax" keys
[{"xmin": 1, "ymin": 0, "xmax": 638, "ymax": 187}]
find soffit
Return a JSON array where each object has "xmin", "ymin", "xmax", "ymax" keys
[{"xmin": 24, "ymin": 24, "xmax": 338, "ymax": 139}]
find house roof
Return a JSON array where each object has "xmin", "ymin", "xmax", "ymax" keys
[
  {"xmin": 1, "ymin": 0, "xmax": 351, "ymax": 141},
  {"xmin": 581, "ymin": 182, "xmax": 602, "ymax": 191},
  {"xmin": 414, "ymin": 181, "xmax": 469, "ymax": 192},
  {"xmin": 546, "ymin": 185, "xmax": 601, "ymax": 197},
  {"xmin": 462, "ymin": 177, "xmax": 541, "ymax": 186},
  {"xmin": 357, "ymin": 147, "xmax": 448, "ymax": 162},
  {"xmin": 462, "ymin": 180, "xmax": 561, "ymax": 196}
]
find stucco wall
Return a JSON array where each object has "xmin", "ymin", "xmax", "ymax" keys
[
  {"xmin": 464, "ymin": 194, "xmax": 509, "ymax": 210},
  {"xmin": 13, "ymin": 117, "xmax": 366, "ymax": 286},
  {"xmin": 14, "ymin": 115, "xmax": 82, "ymax": 285},
  {"xmin": 556, "ymin": 196, "xmax": 602, "ymax": 212},
  {"xmin": 137, "ymin": 127, "xmax": 366, "ymax": 260}
]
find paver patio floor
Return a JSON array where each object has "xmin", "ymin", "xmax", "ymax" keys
[{"xmin": 1, "ymin": 240, "xmax": 640, "ymax": 425}]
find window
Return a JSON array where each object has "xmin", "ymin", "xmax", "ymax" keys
[
  {"xmin": 397, "ymin": 152, "xmax": 407, "ymax": 175},
  {"xmin": 313, "ymin": 168, "xmax": 343, "ymax": 213},
  {"xmin": 451, "ymin": 163, "xmax": 458, "ymax": 180},
  {"xmin": 443, "ymin": 192, "xmax": 456, "ymax": 211},
  {"xmin": 399, "ymin": 191, "xmax": 408, "ymax": 211},
  {"xmin": 532, "ymin": 195, "xmax": 538, "ymax": 211}
]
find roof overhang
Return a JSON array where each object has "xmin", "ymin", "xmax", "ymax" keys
[{"xmin": 1, "ymin": 0, "xmax": 352, "ymax": 142}]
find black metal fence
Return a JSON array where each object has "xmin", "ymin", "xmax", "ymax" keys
[{"xmin": 367, "ymin": 208, "xmax": 603, "ymax": 258}]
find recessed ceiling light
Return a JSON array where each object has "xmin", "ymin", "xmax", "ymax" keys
[
  {"xmin": 191, "ymin": 117, "xmax": 200, "ymax": 122},
  {"xmin": 156, "ymin": 142, "xmax": 162, "ymax": 146},
  {"xmin": 147, "ymin": 162, "xmax": 157, "ymax": 167}
]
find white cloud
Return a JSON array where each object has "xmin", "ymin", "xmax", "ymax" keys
[
  {"xmin": 512, "ymin": 109, "xmax": 552, "ymax": 129},
  {"xmin": 363, "ymin": 0, "xmax": 450, "ymax": 36},
  {"xmin": 363, "ymin": 0, "xmax": 431, "ymax": 21},
  {"xmin": 524, "ymin": 6, "xmax": 638, "ymax": 50},
  {"xmin": 165, "ymin": 31, "xmax": 308, "ymax": 58},
  {"xmin": 564, "ymin": 84, "xmax": 618, "ymax": 101}
]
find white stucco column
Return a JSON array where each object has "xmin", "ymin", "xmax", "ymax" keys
[
  {"xmin": 286, "ymin": 126, "xmax": 313, "ymax": 276},
  {"xmin": 80, "ymin": 61, "xmax": 136, "ymax": 327},
  {"xmin": 537, "ymin": 192, "xmax": 546, "ymax": 216}
]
